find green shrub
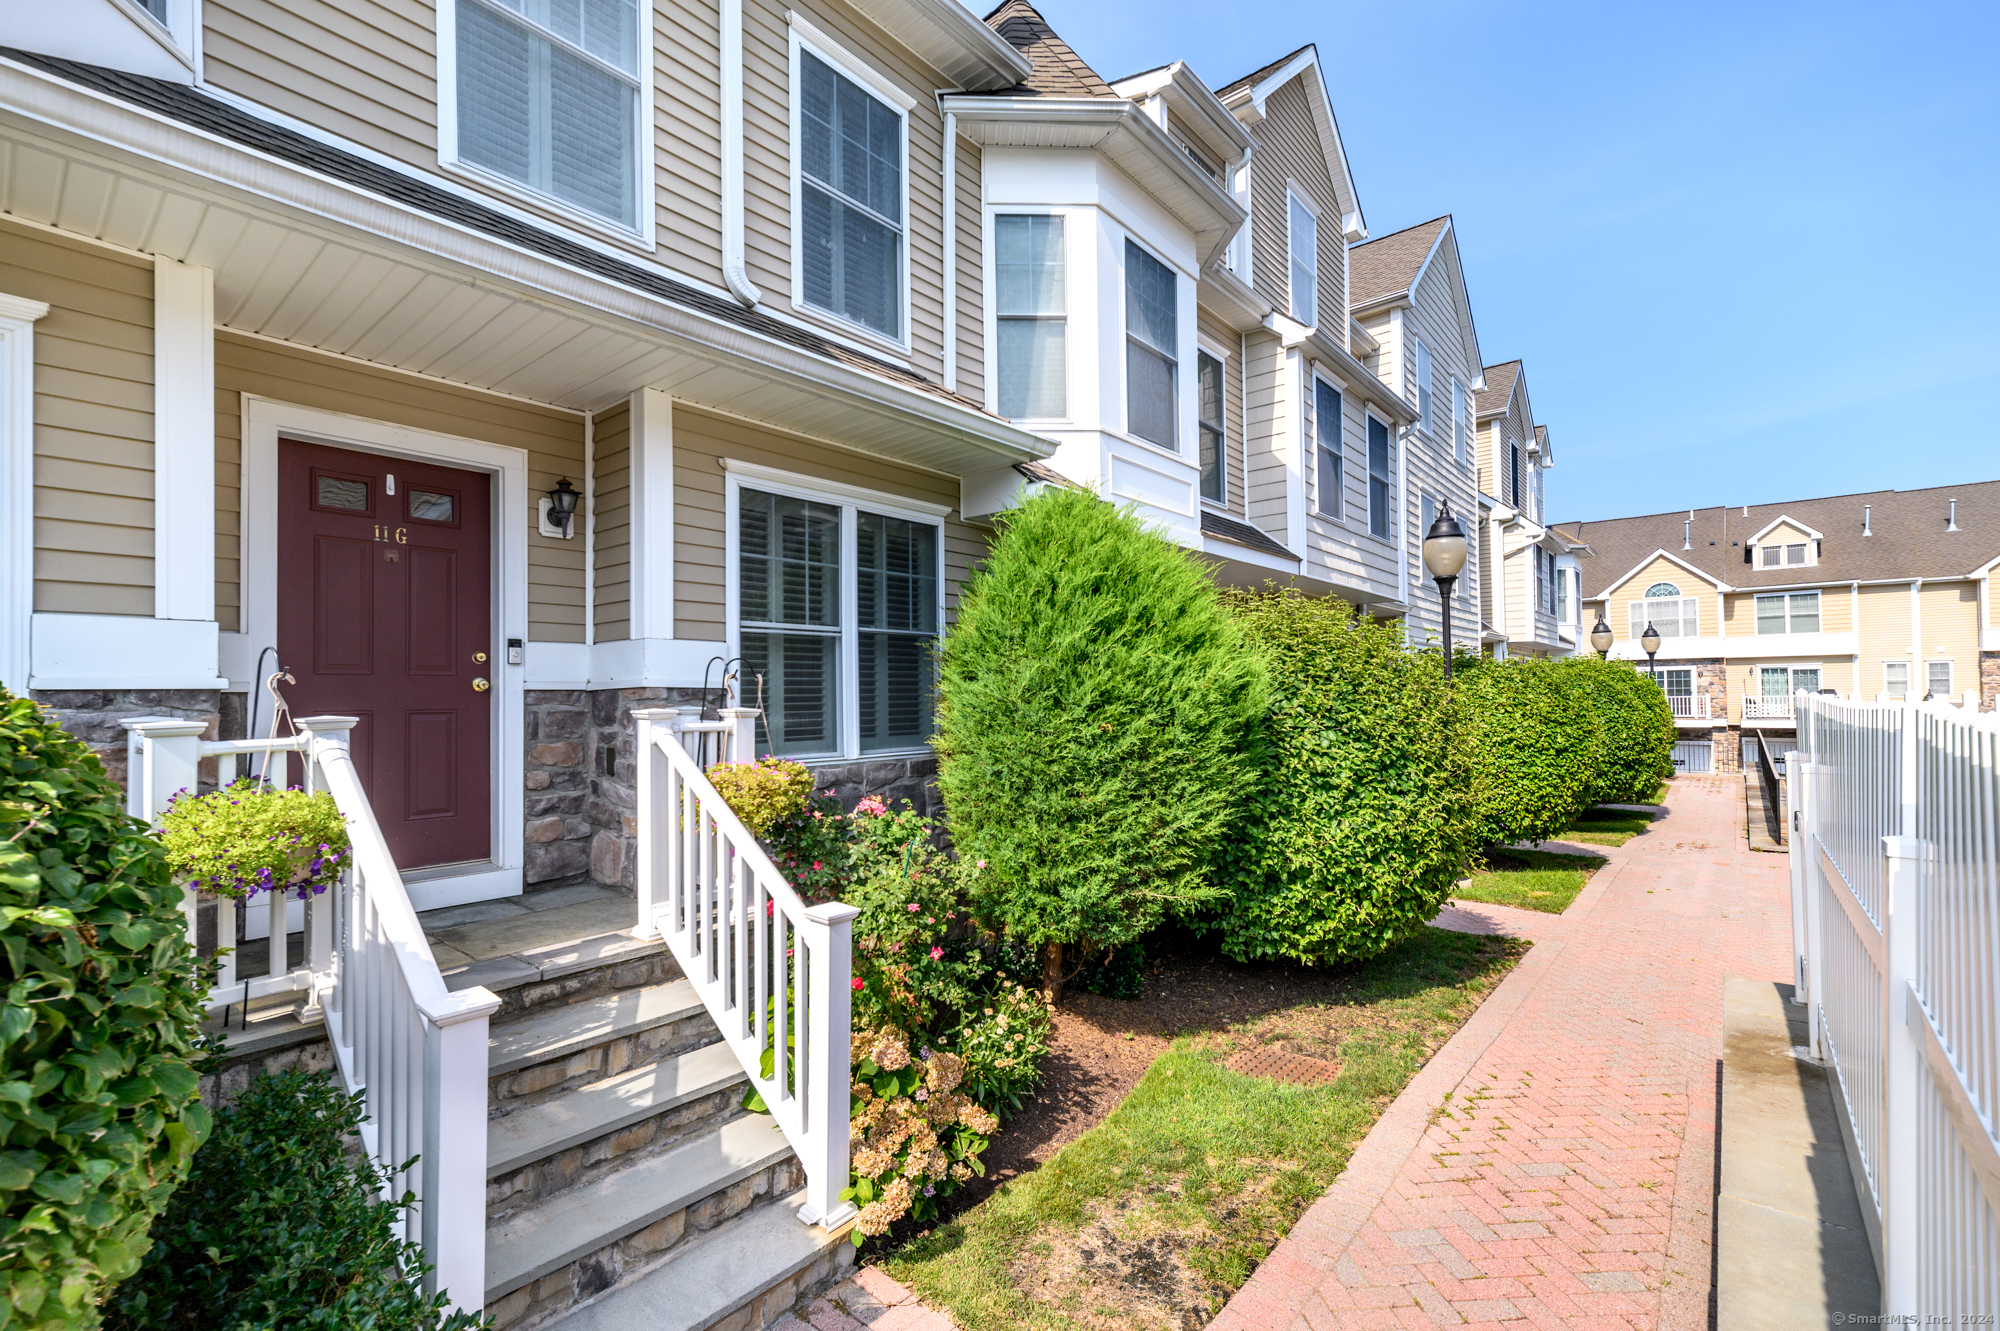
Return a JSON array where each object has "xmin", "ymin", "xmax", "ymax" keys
[
  {"xmin": 158, "ymin": 779, "xmax": 349, "ymax": 901},
  {"xmin": 0, "ymin": 690, "xmax": 211, "ymax": 1330},
  {"xmin": 707, "ymin": 756, "xmax": 814, "ymax": 837},
  {"xmin": 1457, "ymin": 657, "xmax": 1602, "ymax": 847},
  {"xmin": 1215, "ymin": 589, "xmax": 1474, "ymax": 966},
  {"xmin": 934, "ymin": 488, "xmax": 1268, "ymax": 997},
  {"xmin": 1573, "ymin": 660, "xmax": 1675, "ymax": 805},
  {"xmin": 105, "ymin": 1070, "xmax": 485, "ymax": 1331}
]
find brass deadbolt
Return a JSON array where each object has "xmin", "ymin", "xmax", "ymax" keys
[{"xmin": 473, "ymin": 651, "xmax": 488, "ymax": 663}]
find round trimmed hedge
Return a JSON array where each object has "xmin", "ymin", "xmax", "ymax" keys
[
  {"xmin": 0, "ymin": 689, "xmax": 211, "ymax": 1329},
  {"xmin": 934, "ymin": 487, "xmax": 1268, "ymax": 994},
  {"xmin": 1213, "ymin": 588, "xmax": 1473, "ymax": 966},
  {"xmin": 1456, "ymin": 656, "xmax": 1601, "ymax": 848},
  {"xmin": 1574, "ymin": 658, "xmax": 1675, "ymax": 805}
]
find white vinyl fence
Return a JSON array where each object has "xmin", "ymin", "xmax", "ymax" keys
[
  {"xmin": 633, "ymin": 707, "xmax": 859, "ymax": 1232},
  {"xmin": 1792, "ymin": 692, "xmax": 2000, "ymax": 1315},
  {"xmin": 124, "ymin": 714, "xmax": 496, "ymax": 1314}
]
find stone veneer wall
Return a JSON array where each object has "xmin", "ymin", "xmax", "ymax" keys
[
  {"xmin": 33, "ymin": 689, "xmax": 233, "ymax": 787},
  {"xmin": 1983, "ymin": 652, "xmax": 2000, "ymax": 713}
]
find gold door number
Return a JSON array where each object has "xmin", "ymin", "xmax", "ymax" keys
[{"xmin": 373, "ymin": 525, "xmax": 408, "ymax": 544}]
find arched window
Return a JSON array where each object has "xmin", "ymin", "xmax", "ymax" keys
[
  {"xmin": 1645, "ymin": 582, "xmax": 1682, "ymax": 597},
  {"xmin": 1633, "ymin": 582, "xmax": 1696, "ymax": 638}
]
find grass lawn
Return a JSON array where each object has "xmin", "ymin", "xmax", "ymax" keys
[
  {"xmin": 1558, "ymin": 807, "xmax": 1657, "ymax": 846},
  {"xmin": 1455, "ymin": 846, "xmax": 1608, "ymax": 914},
  {"xmin": 881, "ymin": 927, "xmax": 1525, "ymax": 1331}
]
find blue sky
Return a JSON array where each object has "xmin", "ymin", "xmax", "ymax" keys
[{"xmin": 1004, "ymin": 0, "xmax": 2000, "ymax": 523}]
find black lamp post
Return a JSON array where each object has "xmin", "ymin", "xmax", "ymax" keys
[
  {"xmin": 1589, "ymin": 611, "xmax": 1614, "ymax": 659},
  {"xmin": 547, "ymin": 478, "xmax": 581, "ymax": 538},
  {"xmin": 1422, "ymin": 500, "xmax": 1469, "ymax": 681},
  {"xmin": 1640, "ymin": 622, "xmax": 1662, "ymax": 683}
]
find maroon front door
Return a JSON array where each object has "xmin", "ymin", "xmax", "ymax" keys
[{"xmin": 278, "ymin": 438, "xmax": 493, "ymax": 869}]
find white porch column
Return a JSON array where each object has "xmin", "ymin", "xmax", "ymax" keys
[
  {"xmin": 629, "ymin": 388, "xmax": 675, "ymax": 641},
  {"xmin": 0, "ymin": 294, "xmax": 49, "ymax": 695},
  {"xmin": 152, "ymin": 259, "xmax": 215, "ymax": 625}
]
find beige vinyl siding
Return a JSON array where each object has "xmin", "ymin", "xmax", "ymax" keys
[
  {"xmin": 1401, "ymin": 256, "xmax": 1481, "ymax": 643},
  {"xmin": 212, "ymin": 333, "xmax": 586, "ymax": 640},
  {"xmin": 1857, "ymin": 583, "xmax": 1911, "ymax": 699},
  {"xmin": 741, "ymin": 0, "xmax": 953, "ymax": 381},
  {"xmin": 653, "ymin": 0, "xmax": 725, "ymax": 283},
  {"xmin": 1196, "ymin": 308, "xmax": 1245, "ymax": 518},
  {"xmin": 952, "ymin": 136, "xmax": 985, "ymax": 402},
  {"xmin": 592, "ymin": 400, "xmax": 633, "ymax": 642},
  {"xmin": 1921, "ymin": 580, "xmax": 1980, "ymax": 699},
  {"xmin": 1, "ymin": 223, "xmax": 155, "ymax": 615},
  {"xmin": 1245, "ymin": 78, "xmax": 1345, "ymax": 328},
  {"xmin": 671, "ymin": 406, "xmax": 976, "ymax": 640},
  {"xmin": 1606, "ymin": 555, "xmax": 1710, "ymax": 645},
  {"xmin": 1240, "ymin": 330, "xmax": 1289, "ymax": 539},
  {"xmin": 1723, "ymin": 586, "xmax": 1853, "ymax": 637},
  {"xmin": 202, "ymin": 0, "xmax": 436, "ymax": 171}
]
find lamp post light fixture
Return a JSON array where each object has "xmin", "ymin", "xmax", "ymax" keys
[
  {"xmin": 1640, "ymin": 622, "xmax": 1662, "ymax": 682},
  {"xmin": 546, "ymin": 478, "xmax": 581, "ymax": 538},
  {"xmin": 1589, "ymin": 611, "xmax": 1614, "ymax": 658},
  {"xmin": 1422, "ymin": 500, "xmax": 1470, "ymax": 681}
]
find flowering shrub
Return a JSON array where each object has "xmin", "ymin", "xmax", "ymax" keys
[
  {"xmin": 845, "ymin": 1029, "xmax": 998, "ymax": 1240},
  {"xmin": 762, "ymin": 787, "xmax": 854, "ymax": 902},
  {"xmin": 706, "ymin": 755, "xmax": 815, "ymax": 836},
  {"xmin": 158, "ymin": 778, "xmax": 350, "ymax": 901},
  {"xmin": 949, "ymin": 978, "xmax": 1053, "ymax": 1116}
]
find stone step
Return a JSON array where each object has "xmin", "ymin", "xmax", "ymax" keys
[
  {"xmin": 418, "ymin": 886, "xmax": 678, "ymax": 1020},
  {"xmin": 551, "ymin": 1188, "xmax": 855, "ymax": 1331},
  {"xmin": 487, "ymin": 979, "xmax": 712, "ymax": 1110},
  {"xmin": 484, "ymin": 1113, "xmax": 799, "ymax": 1321},
  {"xmin": 488, "ymin": 1040, "xmax": 747, "ymax": 1179}
]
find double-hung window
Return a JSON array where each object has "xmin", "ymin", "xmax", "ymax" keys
[
  {"xmin": 1287, "ymin": 190, "xmax": 1317, "ymax": 326},
  {"xmin": 1928, "ymin": 660, "xmax": 1953, "ymax": 699},
  {"xmin": 1452, "ymin": 380, "xmax": 1468, "ymax": 462},
  {"xmin": 738, "ymin": 486, "xmax": 940, "ymax": 757},
  {"xmin": 1315, "ymin": 381, "xmax": 1343, "ymax": 519},
  {"xmin": 454, "ymin": 0, "xmax": 645, "ymax": 230},
  {"xmin": 1632, "ymin": 582, "xmax": 1698, "ymax": 638},
  {"xmin": 1556, "ymin": 561, "xmax": 1571, "ymax": 622},
  {"xmin": 1198, "ymin": 351, "xmax": 1225, "ymax": 503},
  {"xmin": 798, "ymin": 48, "xmax": 904, "ymax": 339},
  {"xmin": 1125, "ymin": 240, "xmax": 1178, "ymax": 449},
  {"xmin": 1787, "ymin": 543, "xmax": 1807, "ymax": 564},
  {"xmin": 995, "ymin": 215, "xmax": 1065, "ymax": 419},
  {"xmin": 1754, "ymin": 591, "xmax": 1819, "ymax": 635},
  {"xmin": 1366, "ymin": 414, "xmax": 1391, "ymax": 538},
  {"xmin": 1413, "ymin": 340, "xmax": 1432, "ymax": 438},
  {"xmin": 1885, "ymin": 662, "xmax": 1910, "ymax": 700},
  {"xmin": 1508, "ymin": 439, "xmax": 1522, "ymax": 507}
]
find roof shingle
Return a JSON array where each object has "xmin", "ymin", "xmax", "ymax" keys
[
  {"xmin": 1475, "ymin": 361, "xmax": 1520, "ymax": 417},
  {"xmin": 980, "ymin": 1, "xmax": 1115, "ymax": 98},
  {"xmin": 1347, "ymin": 217, "xmax": 1448, "ymax": 307}
]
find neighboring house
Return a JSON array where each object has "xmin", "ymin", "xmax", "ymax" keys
[
  {"xmin": 1561, "ymin": 481, "xmax": 2000, "ymax": 775},
  {"xmin": 1347, "ymin": 216, "xmax": 1485, "ymax": 648},
  {"xmin": 1474, "ymin": 360, "xmax": 1573, "ymax": 657}
]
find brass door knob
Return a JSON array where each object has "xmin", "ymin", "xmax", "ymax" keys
[{"xmin": 472, "ymin": 677, "xmax": 490, "ymax": 693}]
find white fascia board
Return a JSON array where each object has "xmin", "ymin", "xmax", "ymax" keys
[
  {"xmin": 1230, "ymin": 48, "xmax": 1363, "ymax": 238},
  {"xmin": 1108, "ymin": 64, "xmax": 1255, "ymax": 161},
  {"xmin": 1596, "ymin": 548, "xmax": 1734, "ymax": 600},
  {"xmin": 1745, "ymin": 513, "xmax": 1826, "ymax": 544},
  {"xmin": 1299, "ymin": 328, "xmax": 1416, "ymax": 426},
  {"xmin": 0, "ymin": 57, "xmax": 1054, "ymax": 469},
  {"xmin": 839, "ymin": 0, "xmax": 1030, "ymax": 90},
  {"xmin": 31, "ymin": 613, "xmax": 226, "ymax": 689}
]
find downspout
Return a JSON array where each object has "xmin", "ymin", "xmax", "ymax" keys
[
  {"xmin": 721, "ymin": 0, "xmax": 760, "ymax": 307},
  {"xmin": 940, "ymin": 107, "xmax": 957, "ymax": 392}
]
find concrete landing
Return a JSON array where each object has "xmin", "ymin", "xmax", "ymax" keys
[{"xmin": 1717, "ymin": 976, "xmax": 1878, "ymax": 1327}]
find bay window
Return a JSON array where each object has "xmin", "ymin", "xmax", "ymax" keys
[
  {"xmin": 1198, "ymin": 351, "xmax": 1225, "ymax": 503},
  {"xmin": 737, "ymin": 484, "xmax": 940, "ymax": 758},
  {"xmin": 798, "ymin": 47, "xmax": 904, "ymax": 339},
  {"xmin": 995, "ymin": 215, "xmax": 1066, "ymax": 420},
  {"xmin": 454, "ymin": 0, "xmax": 645, "ymax": 229},
  {"xmin": 1125, "ymin": 240, "xmax": 1178, "ymax": 449}
]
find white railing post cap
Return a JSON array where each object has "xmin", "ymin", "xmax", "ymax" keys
[
  {"xmin": 295, "ymin": 715, "xmax": 360, "ymax": 734},
  {"xmin": 803, "ymin": 901, "xmax": 862, "ymax": 926},
  {"xmin": 1882, "ymin": 835, "xmax": 1925, "ymax": 862},
  {"xmin": 425, "ymin": 985, "xmax": 503, "ymax": 1028},
  {"xmin": 718, "ymin": 706, "xmax": 761, "ymax": 719},
  {"xmin": 630, "ymin": 707, "xmax": 684, "ymax": 721},
  {"xmin": 124, "ymin": 717, "xmax": 207, "ymax": 737}
]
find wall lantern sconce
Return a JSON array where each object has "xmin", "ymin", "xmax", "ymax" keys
[{"xmin": 539, "ymin": 479, "xmax": 581, "ymax": 539}]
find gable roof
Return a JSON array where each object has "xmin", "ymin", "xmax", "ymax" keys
[
  {"xmin": 1348, "ymin": 217, "xmax": 1448, "ymax": 306},
  {"xmin": 981, "ymin": 1, "xmax": 1115, "ymax": 98},
  {"xmin": 1215, "ymin": 45, "xmax": 1363, "ymax": 239},
  {"xmin": 1558, "ymin": 479, "xmax": 2000, "ymax": 598},
  {"xmin": 1475, "ymin": 360, "xmax": 1520, "ymax": 417},
  {"xmin": 1217, "ymin": 44, "xmax": 1310, "ymax": 99},
  {"xmin": 1745, "ymin": 514, "xmax": 1824, "ymax": 545}
]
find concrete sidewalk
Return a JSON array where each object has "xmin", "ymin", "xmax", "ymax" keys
[{"xmin": 1209, "ymin": 775, "xmax": 1794, "ymax": 1331}]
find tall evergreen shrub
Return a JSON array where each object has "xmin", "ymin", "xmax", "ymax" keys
[
  {"xmin": 1457, "ymin": 657, "xmax": 1599, "ymax": 846},
  {"xmin": 934, "ymin": 487, "xmax": 1268, "ymax": 998},
  {"xmin": 1575, "ymin": 659, "xmax": 1675, "ymax": 804},
  {"xmin": 1216, "ymin": 589, "xmax": 1473, "ymax": 965},
  {"xmin": 0, "ymin": 690, "xmax": 211, "ymax": 1329}
]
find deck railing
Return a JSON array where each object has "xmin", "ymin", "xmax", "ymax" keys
[
  {"xmin": 1743, "ymin": 694, "xmax": 1796, "ymax": 721},
  {"xmin": 633, "ymin": 707, "xmax": 858, "ymax": 1232},
  {"xmin": 1666, "ymin": 693, "xmax": 1710, "ymax": 721},
  {"xmin": 1793, "ymin": 691, "xmax": 2000, "ymax": 1314},
  {"xmin": 124, "ymin": 715, "xmax": 496, "ymax": 1313}
]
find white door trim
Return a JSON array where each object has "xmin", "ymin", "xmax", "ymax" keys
[{"xmin": 227, "ymin": 395, "xmax": 527, "ymax": 908}]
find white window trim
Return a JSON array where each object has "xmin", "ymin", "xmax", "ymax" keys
[
  {"xmin": 1883, "ymin": 660, "xmax": 1911, "ymax": 699},
  {"xmin": 723, "ymin": 460, "xmax": 946, "ymax": 762},
  {"xmin": 1285, "ymin": 182, "xmax": 1319, "ymax": 327},
  {"xmin": 1361, "ymin": 403, "xmax": 1395, "ymax": 544},
  {"xmin": 112, "ymin": 0, "xmax": 200, "ymax": 72},
  {"xmin": 1196, "ymin": 332, "xmax": 1230, "ymax": 509},
  {"xmin": 786, "ymin": 15, "xmax": 916, "ymax": 354},
  {"xmin": 230, "ymin": 395, "xmax": 531, "ymax": 910},
  {"xmin": 1926, "ymin": 659, "xmax": 1954, "ymax": 698},
  {"xmin": 1308, "ymin": 367, "xmax": 1345, "ymax": 523},
  {"xmin": 436, "ymin": 0, "xmax": 658, "ymax": 249},
  {"xmin": 0, "ymin": 293, "xmax": 49, "ymax": 695},
  {"xmin": 983, "ymin": 207, "xmax": 1073, "ymax": 424}
]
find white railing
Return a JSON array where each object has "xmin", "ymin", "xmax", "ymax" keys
[
  {"xmin": 125, "ymin": 715, "xmax": 496, "ymax": 1314},
  {"xmin": 1743, "ymin": 694, "xmax": 1796, "ymax": 721},
  {"xmin": 1666, "ymin": 693, "xmax": 1710, "ymax": 721},
  {"xmin": 633, "ymin": 707, "xmax": 859, "ymax": 1232},
  {"xmin": 1793, "ymin": 691, "xmax": 2000, "ymax": 1317}
]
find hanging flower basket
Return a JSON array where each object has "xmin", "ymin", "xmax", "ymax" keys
[{"xmin": 158, "ymin": 777, "xmax": 351, "ymax": 902}]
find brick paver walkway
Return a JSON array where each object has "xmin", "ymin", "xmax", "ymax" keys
[
  {"xmin": 1210, "ymin": 774, "xmax": 1791, "ymax": 1331},
  {"xmin": 775, "ymin": 1266, "xmax": 955, "ymax": 1331}
]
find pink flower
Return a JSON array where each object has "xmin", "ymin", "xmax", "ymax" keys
[
  {"xmin": 813, "ymin": 860, "xmax": 823, "ymax": 871},
  {"xmin": 929, "ymin": 947, "xmax": 944, "ymax": 960},
  {"xmin": 976, "ymin": 860, "xmax": 987, "ymax": 870},
  {"xmin": 855, "ymin": 795, "xmax": 888, "ymax": 817},
  {"xmin": 907, "ymin": 903, "xmax": 920, "ymax": 912},
  {"xmin": 851, "ymin": 977, "xmax": 864, "ymax": 991},
  {"xmin": 766, "ymin": 900, "xmax": 776, "ymax": 917}
]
